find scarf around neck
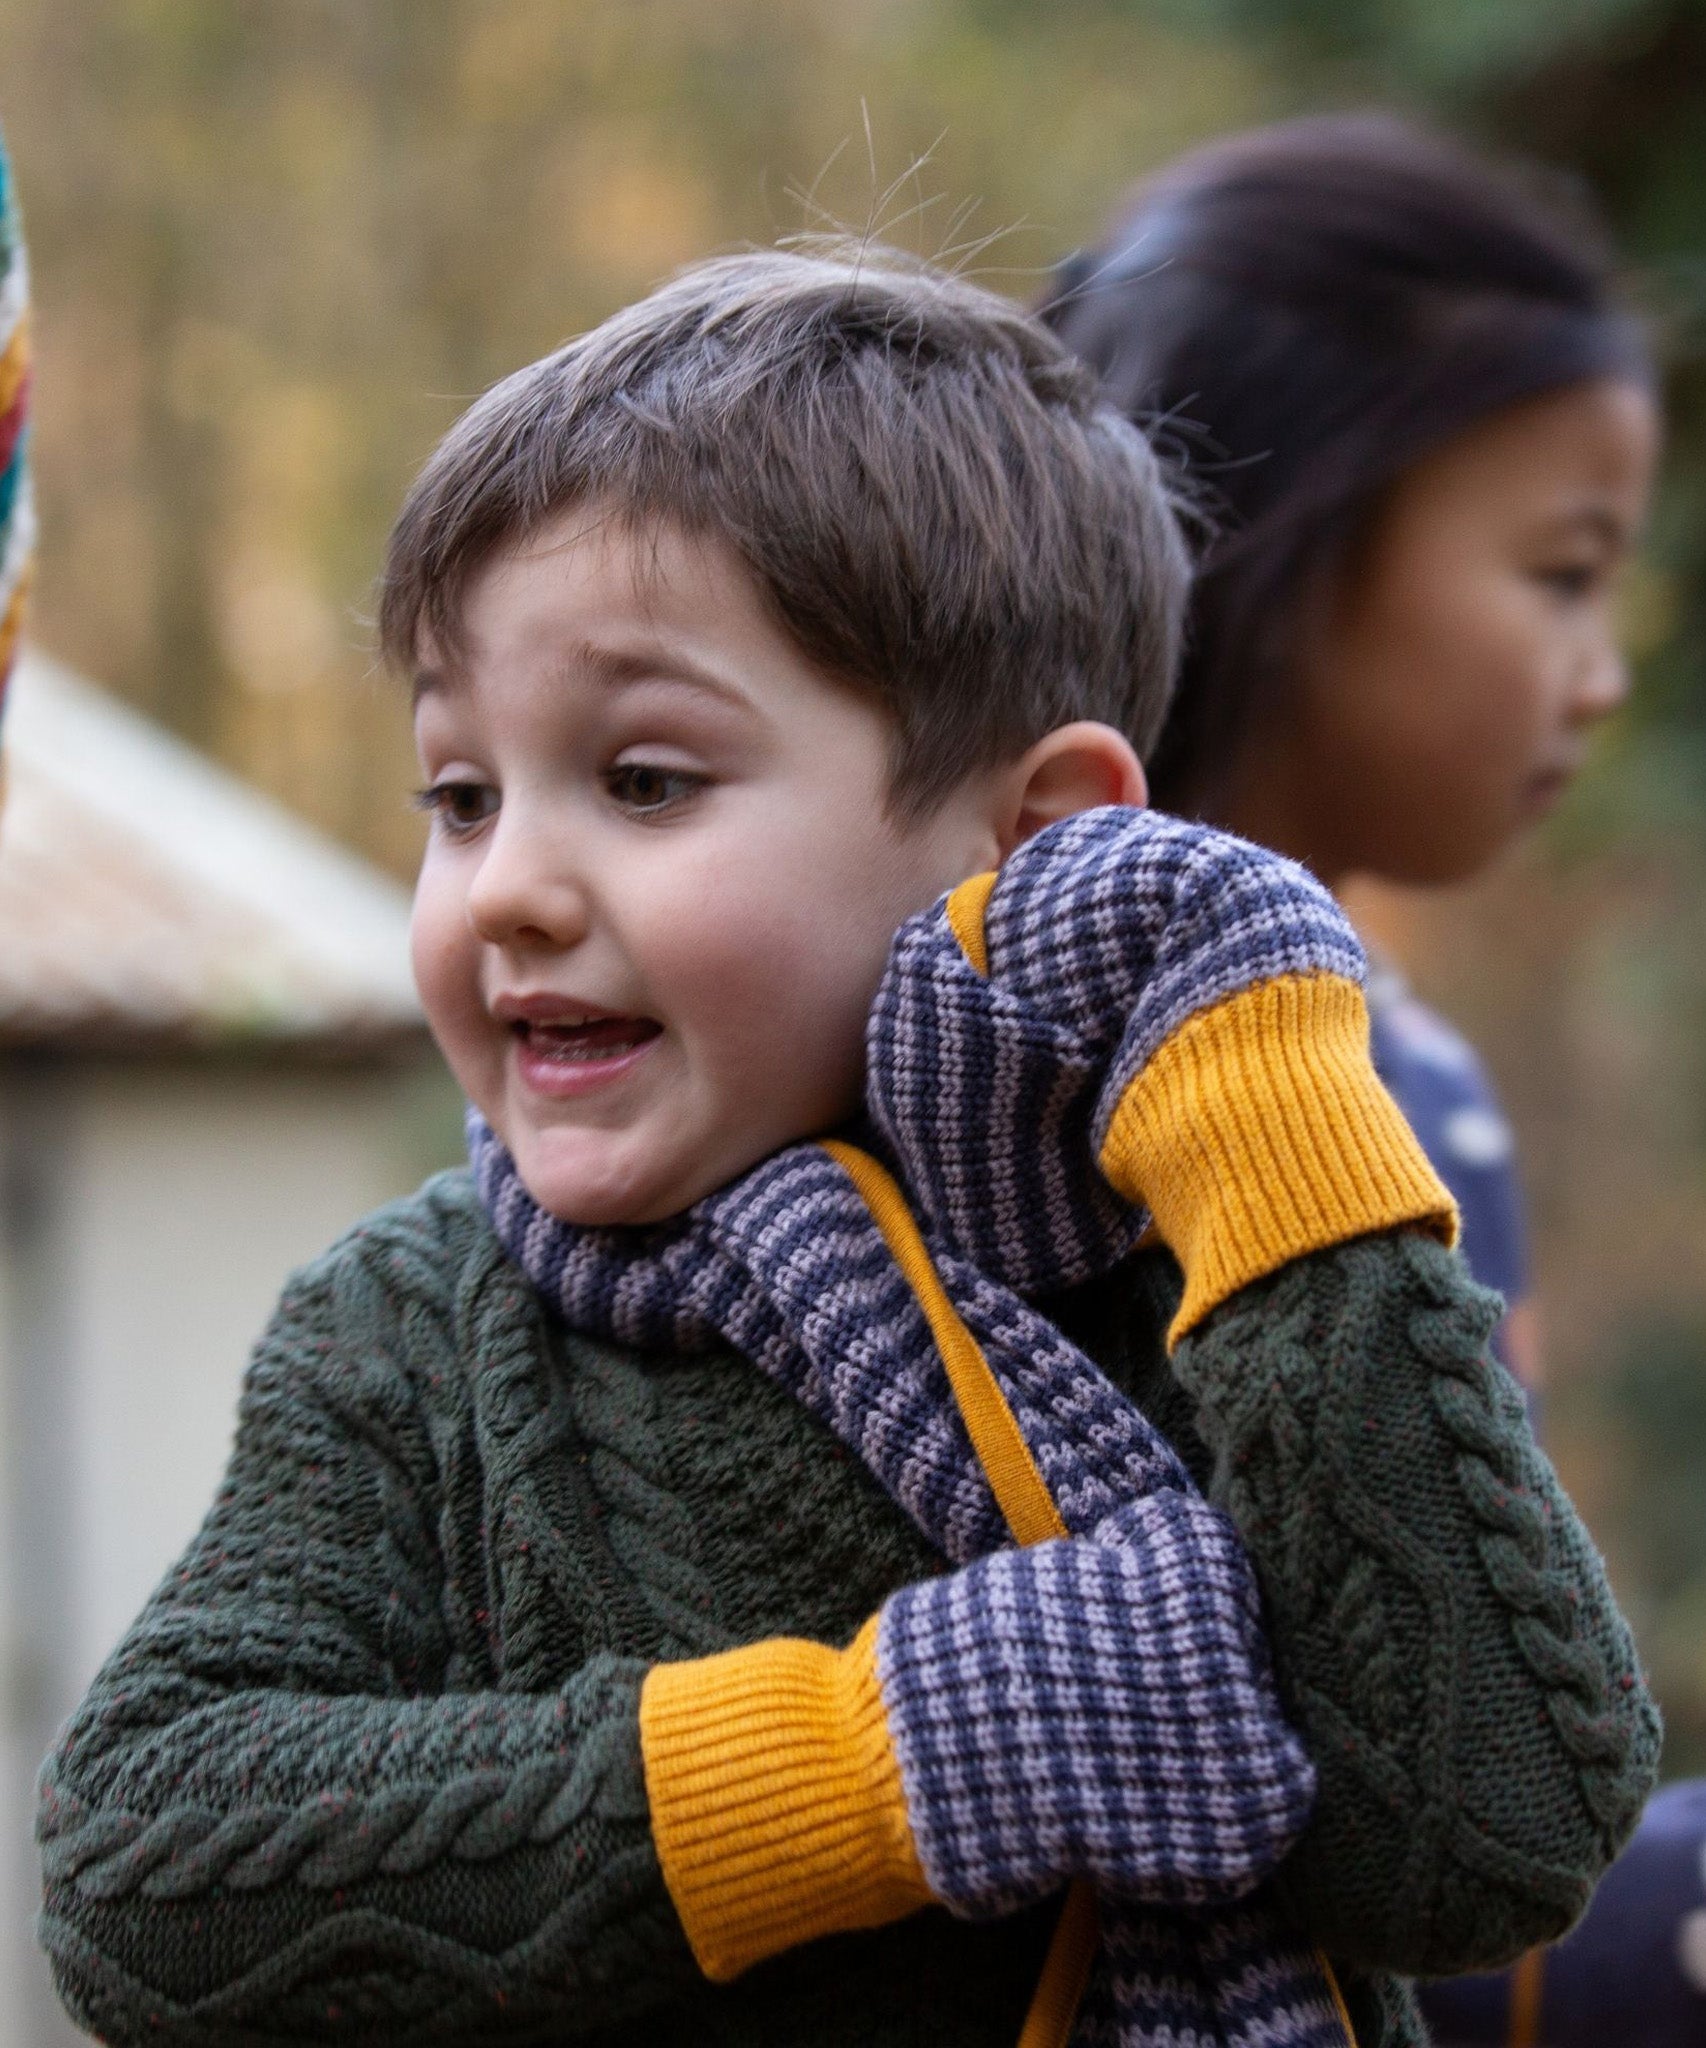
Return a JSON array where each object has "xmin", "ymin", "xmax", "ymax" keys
[{"xmin": 473, "ymin": 807, "xmax": 1363, "ymax": 2047}]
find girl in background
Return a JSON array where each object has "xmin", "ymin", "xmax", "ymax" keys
[{"xmin": 1043, "ymin": 112, "xmax": 1701, "ymax": 2048}]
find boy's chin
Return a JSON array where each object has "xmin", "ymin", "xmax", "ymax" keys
[{"xmin": 504, "ymin": 1124, "xmax": 777, "ymax": 1230}]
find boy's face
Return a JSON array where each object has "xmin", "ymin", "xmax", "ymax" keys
[{"xmin": 410, "ymin": 511, "xmax": 1002, "ymax": 1226}]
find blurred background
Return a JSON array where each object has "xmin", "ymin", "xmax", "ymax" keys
[{"xmin": 1, "ymin": 1, "xmax": 1704, "ymax": 2037}]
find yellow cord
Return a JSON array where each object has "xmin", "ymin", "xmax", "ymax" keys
[
  {"xmin": 820, "ymin": 1141, "xmax": 1066, "ymax": 1546},
  {"xmin": 1507, "ymin": 1948, "xmax": 1545, "ymax": 2047},
  {"xmin": 1322, "ymin": 1953, "xmax": 1359, "ymax": 2044},
  {"xmin": 1018, "ymin": 1883, "xmax": 1101, "ymax": 2048}
]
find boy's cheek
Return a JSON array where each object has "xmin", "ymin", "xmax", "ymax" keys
[
  {"xmin": 408, "ymin": 906, "xmax": 453, "ymax": 1035},
  {"xmin": 410, "ymin": 903, "xmax": 491, "ymax": 1089}
]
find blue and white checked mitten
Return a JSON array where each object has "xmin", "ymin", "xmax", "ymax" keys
[{"xmin": 874, "ymin": 1487, "xmax": 1315, "ymax": 1917}]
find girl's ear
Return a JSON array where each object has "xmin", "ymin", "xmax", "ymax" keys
[{"xmin": 996, "ymin": 722, "xmax": 1148, "ymax": 857}]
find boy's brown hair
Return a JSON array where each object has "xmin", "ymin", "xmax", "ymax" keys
[{"xmin": 379, "ymin": 245, "xmax": 1187, "ymax": 814}]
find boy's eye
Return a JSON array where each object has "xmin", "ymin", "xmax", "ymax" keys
[
  {"xmin": 606, "ymin": 762, "xmax": 704, "ymax": 814},
  {"xmin": 412, "ymin": 781, "xmax": 499, "ymax": 835}
]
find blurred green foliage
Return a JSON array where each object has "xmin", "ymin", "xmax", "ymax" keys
[{"xmin": 0, "ymin": 0, "xmax": 1276, "ymax": 867}]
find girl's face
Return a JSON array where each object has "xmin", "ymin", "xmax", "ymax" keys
[{"xmin": 1227, "ymin": 377, "xmax": 1660, "ymax": 888}]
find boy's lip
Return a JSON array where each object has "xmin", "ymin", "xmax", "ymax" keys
[{"xmin": 492, "ymin": 990, "xmax": 634, "ymax": 1027}]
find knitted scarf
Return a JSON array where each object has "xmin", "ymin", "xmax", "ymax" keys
[{"xmin": 473, "ymin": 808, "xmax": 1379, "ymax": 2047}]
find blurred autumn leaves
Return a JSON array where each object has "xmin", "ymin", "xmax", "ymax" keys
[{"xmin": 0, "ymin": 0, "xmax": 1270, "ymax": 869}]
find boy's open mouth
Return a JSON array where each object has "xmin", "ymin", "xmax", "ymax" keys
[
  {"xmin": 511, "ymin": 1016, "xmax": 663, "ymax": 1063},
  {"xmin": 493, "ymin": 995, "xmax": 666, "ymax": 1095}
]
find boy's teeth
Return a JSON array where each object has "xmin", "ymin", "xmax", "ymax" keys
[{"xmin": 527, "ymin": 1018, "xmax": 657, "ymax": 1059}]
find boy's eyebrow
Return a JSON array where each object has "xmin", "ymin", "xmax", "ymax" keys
[
  {"xmin": 409, "ymin": 643, "xmax": 760, "ymax": 712},
  {"xmin": 569, "ymin": 639, "xmax": 755, "ymax": 711}
]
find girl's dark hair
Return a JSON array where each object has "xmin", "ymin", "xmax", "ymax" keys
[{"xmin": 1039, "ymin": 112, "xmax": 1652, "ymax": 810}]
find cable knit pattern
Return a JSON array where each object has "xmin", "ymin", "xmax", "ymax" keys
[
  {"xmin": 39, "ymin": 1175, "xmax": 1654, "ymax": 2046},
  {"xmin": 42, "ymin": 1685, "xmax": 643, "ymax": 1900},
  {"xmin": 477, "ymin": 1125, "xmax": 1188, "ymax": 1567},
  {"xmin": 37, "ymin": 804, "xmax": 1653, "ymax": 2047},
  {"xmin": 1171, "ymin": 1231, "xmax": 1661, "ymax": 1978},
  {"xmin": 37, "ymin": 1181, "xmax": 695, "ymax": 2041}
]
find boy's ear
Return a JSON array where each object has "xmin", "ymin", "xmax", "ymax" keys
[{"xmin": 997, "ymin": 722, "xmax": 1148, "ymax": 857}]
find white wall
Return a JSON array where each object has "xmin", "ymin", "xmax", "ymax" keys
[{"xmin": 0, "ymin": 1050, "xmax": 453, "ymax": 2046}]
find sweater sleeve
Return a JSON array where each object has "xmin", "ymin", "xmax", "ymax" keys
[
  {"xmin": 35, "ymin": 1233, "xmax": 697, "ymax": 2042},
  {"xmin": 1169, "ymin": 1228, "xmax": 1660, "ymax": 1978}
]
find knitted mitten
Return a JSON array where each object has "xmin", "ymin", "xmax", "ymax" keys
[
  {"xmin": 639, "ymin": 1489, "xmax": 1314, "ymax": 1982},
  {"xmin": 868, "ymin": 805, "xmax": 1457, "ymax": 1341}
]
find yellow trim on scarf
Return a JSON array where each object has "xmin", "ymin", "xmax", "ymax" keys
[
  {"xmin": 823, "ymin": 1138, "xmax": 1068, "ymax": 1546},
  {"xmin": 1324, "ymin": 1957, "xmax": 1361, "ymax": 2043},
  {"xmin": 944, "ymin": 868, "xmax": 997, "ymax": 976},
  {"xmin": 1099, "ymin": 972, "xmax": 1457, "ymax": 1346},
  {"xmin": 1017, "ymin": 1882, "xmax": 1102, "ymax": 2048},
  {"xmin": 637, "ymin": 1132, "xmax": 1069, "ymax": 1986},
  {"xmin": 640, "ymin": 1615, "xmax": 930, "ymax": 1982}
]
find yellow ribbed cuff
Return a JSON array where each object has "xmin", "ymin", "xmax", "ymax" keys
[
  {"xmin": 1098, "ymin": 972, "xmax": 1458, "ymax": 1346},
  {"xmin": 639, "ymin": 1617, "xmax": 932, "ymax": 1982}
]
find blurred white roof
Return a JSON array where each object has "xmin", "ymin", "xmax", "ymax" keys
[{"xmin": 0, "ymin": 649, "xmax": 425, "ymax": 1048}]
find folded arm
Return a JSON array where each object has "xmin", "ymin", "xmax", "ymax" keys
[
  {"xmin": 641, "ymin": 1487, "xmax": 1315, "ymax": 1981},
  {"xmin": 39, "ymin": 1220, "xmax": 1315, "ymax": 2039}
]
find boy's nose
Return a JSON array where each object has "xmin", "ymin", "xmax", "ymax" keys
[{"xmin": 466, "ymin": 819, "xmax": 591, "ymax": 950}]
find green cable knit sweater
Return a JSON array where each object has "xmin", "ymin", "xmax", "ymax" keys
[{"xmin": 37, "ymin": 1170, "xmax": 1657, "ymax": 2046}]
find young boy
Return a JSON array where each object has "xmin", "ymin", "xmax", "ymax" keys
[{"xmin": 38, "ymin": 249, "xmax": 1655, "ymax": 2048}]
